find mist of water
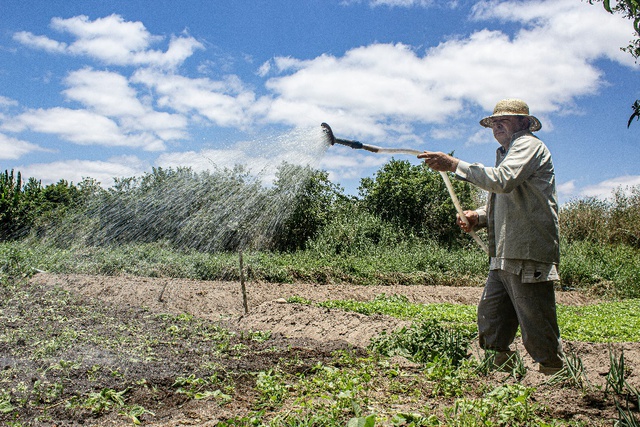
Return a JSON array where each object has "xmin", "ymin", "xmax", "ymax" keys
[{"xmin": 38, "ymin": 126, "xmax": 332, "ymax": 253}]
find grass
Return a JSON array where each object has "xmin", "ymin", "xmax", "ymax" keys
[
  {"xmin": 3, "ymin": 238, "xmax": 640, "ymax": 296},
  {"xmin": 290, "ymin": 294, "xmax": 640, "ymax": 343}
]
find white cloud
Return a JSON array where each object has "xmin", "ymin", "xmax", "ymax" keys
[
  {"xmin": 0, "ymin": 133, "xmax": 49, "ymax": 160},
  {"xmin": 557, "ymin": 179, "xmax": 576, "ymax": 198},
  {"xmin": 63, "ymin": 68, "xmax": 188, "ymax": 140},
  {"xmin": 261, "ymin": 0, "xmax": 634, "ymax": 139},
  {"xmin": 15, "ymin": 14, "xmax": 202, "ymax": 69},
  {"xmin": 13, "ymin": 31, "xmax": 67, "ymax": 53},
  {"xmin": 580, "ymin": 175, "xmax": 640, "ymax": 200},
  {"xmin": 133, "ymin": 69, "xmax": 256, "ymax": 128},
  {"xmin": 5, "ymin": 107, "xmax": 165, "ymax": 151},
  {"xmin": 17, "ymin": 156, "xmax": 148, "ymax": 187},
  {"xmin": 0, "ymin": 96, "xmax": 18, "ymax": 107}
]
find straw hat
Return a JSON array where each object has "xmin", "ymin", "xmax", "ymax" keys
[{"xmin": 479, "ymin": 99, "xmax": 542, "ymax": 132}]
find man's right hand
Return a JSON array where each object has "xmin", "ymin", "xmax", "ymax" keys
[{"xmin": 456, "ymin": 210, "xmax": 479, "ymax": 233}]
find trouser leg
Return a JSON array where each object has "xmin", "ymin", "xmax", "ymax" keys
[
  {"xmin": 500, "ymin": 271, "xmax": 564, "ymax": 368},
  {"xmin": 477, "ymin": 270, "xmax": 520, "ymax": 352},
  {"xmin": 477, "ymin": 269, "xmax": 564, "ymax": 368}
]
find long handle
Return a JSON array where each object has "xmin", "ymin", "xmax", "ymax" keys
[
  {"xmin": 362, "ymin": 145, "xmax": 489, "ymax": 254},
  {"xmin": 439, "ymin": 171, "xmax": 489, "ymax": 254}
]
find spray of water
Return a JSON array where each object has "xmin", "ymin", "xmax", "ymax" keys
[{"xmin": 37, "ymin": 126, "xmax": 331, "ymax": 253}]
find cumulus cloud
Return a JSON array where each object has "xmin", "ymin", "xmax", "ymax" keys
[
  {"xmin": 261, "ymin": 0, "xmax": 632, "ymax": 140},
  {"xmin": 14, "ymin": 14, "xmax": 202, "ymax": 69},
  {"xmin": 580, "ymin": 175, "xmax": 640, "ymax": 200},
  {"xmin": 5, "ymin": 107, "xmax": 165, "ymax": 151},
  {"xmin": 17, "ymin": 156, "xmax": 149, "ymax": 187},
  {"xmin": 132, "ymin": 69, "xmax": 257, "ymax": 128},
  {"xmin": 63, "ymin": 68, "xmax": 188, "ymax": 141},
  {"xmin": 0, "ymin": 133, "xmax": 50, "ymax": 160}
]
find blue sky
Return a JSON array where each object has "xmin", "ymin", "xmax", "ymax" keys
[{"xmin": 1, "ymin": 0, "xmax": 638, "ymax": 204}]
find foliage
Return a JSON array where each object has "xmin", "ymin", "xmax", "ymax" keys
[
  {"xmin": 358, "ymin": 159, "xmax": 480, "ymax": 247},
  {"xmin": 560, "ymin": 184, "xmax": 640, "ymax": 248},
  {"xmin": 271, "ymin": 165, "xmax": 348, "ymax": 252},
  {"xmin": 589, "ymin": 0, "xmax": 640, "ymax": 127},
  {"xmin": 558, "ymin": 299, "xmax": 640, "ymax": 341},
  {"xmin": 369, "ymin": 319, "xmax": 474, "ymax": 366},
  {"xmin": 560, "ymin": 240, "xmax": 640, "ymax": 298},
  {"xmin": 1, "ymin": 170, "xmax": 77, "ymax": 240},
  {"xmin": 446, "ymin": 384, "xmax": 544, "ymax": 426},
  {"xmin": 28, "ymin": 164, "xmax": 349, "ymax": 253},
  {"xmin": 313, "ymin": 294, "xmax": 477, "ymax": 329}
]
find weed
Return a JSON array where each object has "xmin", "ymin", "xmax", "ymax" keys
[
  {"xmin": 83, "ymin": 387, "xmax": 128, "ymax": 414},
  {"xmin": 256, "ymin": 369, "xmax": 289, "ymax": 408},
  {"xmin": 173, "ymin": 374, "xmax": 231, "ymax": 402},
  {"xmin": 347, "ymin": 414, "xmax": 376, "ymax": 427},
  {"xmin": 0, "ymin": 389, "xmax": 14, "ymax": 414},
  {"xmin": 369, "ymin": 319, "xmax": 473, "ymax": 366},
  {"xmin": 120, "ymin": 404, "xmax": 155, "ymax": 425},
  {"xmin": 545, "ymin": 350, "xmax": 590, "ymax": 390},
  {"xmin": 426, "ymin": 360, "xmax": 475, "ymax": 398},
  {"xmin": 445, "ymin": 384, "xmax": 543, "ymax": 426}
]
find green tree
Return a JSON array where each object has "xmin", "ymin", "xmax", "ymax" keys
[
  {"xmin": 590, "ymin": 0, "xmax": 640, "ymax": 126},
  {"xmin": 271, "ymin": 164, "xmax": 348, "ymax": 251},
  {"xmin": 358, "ymin": 159, "xmax": 479, "ymax": 246}
]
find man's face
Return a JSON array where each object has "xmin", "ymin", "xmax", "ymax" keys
[{"xmin": 489, "ymin": 116, "xmax": 525, "ymax": 147}]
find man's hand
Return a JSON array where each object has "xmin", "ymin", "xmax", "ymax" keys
[
  {"xmin": 456, "ymin": 210, "xmax": 479, "ymax": 233},
  {"xmin": 417, "ymin": 151, "xmax": 459, "ymax": 172}
]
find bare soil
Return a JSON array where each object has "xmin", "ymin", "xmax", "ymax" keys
[{"xmin": 4, "ymin": 272, "xmax": 640, "ymax": 426}]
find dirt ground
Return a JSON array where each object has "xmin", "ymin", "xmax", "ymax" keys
[
  {"xmin": 39, "ymin": 273, "xmax": 640, "ymax": 385},
  {"xmin": 17, "ymin": 273, "xmax": 640, "ymax": 425}
]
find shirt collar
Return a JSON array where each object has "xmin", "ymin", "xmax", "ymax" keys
[{"xmin": 498, "ymin": 130, "xmax": 532, "ymax": 155}]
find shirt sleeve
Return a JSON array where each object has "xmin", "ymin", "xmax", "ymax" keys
[{"xmin": 454, "ymin": 137, "xmax": 543, "ymax": 194}]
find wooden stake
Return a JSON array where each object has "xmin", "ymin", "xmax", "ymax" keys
[{"xmin": 239, "ymin": 250, "xmax": 248, "ymax": 314}]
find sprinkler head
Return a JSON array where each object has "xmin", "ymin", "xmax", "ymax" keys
[
  {"xmin": 321, "ymin": 122, "xmax": 336, "ymax": 145},
  {"xmin": 320, "ymin": 122, "xmax": 364, "ymax": 150}
]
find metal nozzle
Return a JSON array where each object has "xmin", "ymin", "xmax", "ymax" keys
[
  {"xmin": 320, "ymin": 122, "xmax": 364, "ymax": 150},
  {"xmin": 321, "ymin": 122, "xmax": 336, "ymax": 145}
]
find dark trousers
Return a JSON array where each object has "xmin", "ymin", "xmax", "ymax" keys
[{"xmin": 477, "ymin": 269, "xmax": 564, "ymax": 368}]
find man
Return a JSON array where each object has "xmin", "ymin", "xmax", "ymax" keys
[{"xmin": 417, "ymin": 99, "xmax": 564, "ymax": 374}]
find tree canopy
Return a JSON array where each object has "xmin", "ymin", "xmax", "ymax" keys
[{"xmin": 590, "ymin": 0, "xmax": 640, "ymax": 127}]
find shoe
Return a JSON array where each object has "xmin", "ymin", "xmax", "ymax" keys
[
  {"xmin": 493, "ymin": 351, "xmax": 517, "ymax": 371},
  {"xmin": 538, "ymin": 363, "xmax": 563, "ymax": 375}
]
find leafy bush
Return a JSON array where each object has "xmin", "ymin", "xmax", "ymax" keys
[
  {"xmin": 358, "ymin": 159, "xmax": 480, "ymax": 247},
  {"xmin": 560, "ymin": 185, "xmax": 640, "ymax": 248},
  {"xmin": 369, "ymin": 319, "xmax": 474, "ymax": 366}
]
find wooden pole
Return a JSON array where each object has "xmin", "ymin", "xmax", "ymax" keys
[{"xmin": 239, "ymin": 250, "xmax": 248, "ymax": 314}]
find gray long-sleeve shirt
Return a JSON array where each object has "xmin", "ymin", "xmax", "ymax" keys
[{"xmin": 455, "ymin": 130, "xmax": 560, "ymax": 280}]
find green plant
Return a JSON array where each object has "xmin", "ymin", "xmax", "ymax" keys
[
  {"xmin": 347, "ymin": 414, "xmax": 376, "ymax": 427},
  {"xmin": 369, "ymin": 320, "xmax": 474, "ymax": 366},
  {"xmin": 120, "ymin": 405, "xmax": 156, "ymax": 425},
  {"xmin": 0, "ymin": 389, "xmax": 14, "ymax": 414},
  {"xmin": 359, "ymin": 159, "xmax": 480, "ymax": 247},
  {"xmin": 255, "ymin": 369, "xmax": 288, "ymax": 408},
  {"xmin": 545, "ymin": 351, "xmax": 590, "ymax": 390},
  {"xmin": 172, "ymin": 374, "xmax": 231, "ymax": 402},
  {"xmin": 445, "ymin": 384, "xmax": 543, "ymax": 426},
  {"xmin": 83, "ymin": 387, "xmax": 128, "ymax": 414},
  {"xmin": 390, "ymin": 412, "xmax": 439, "ymax": 426},
  {"xmin": 607, "ymin": 347, "xmax": 629, "ymax": 396},
  {"xmin": 426, "ymin": 359, "xmax": 476, "ymax": 398}
]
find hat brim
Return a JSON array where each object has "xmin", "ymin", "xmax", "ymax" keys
[{"xmin": 480, "ymin": 113, "xmax": 542, "ymax": 132}]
